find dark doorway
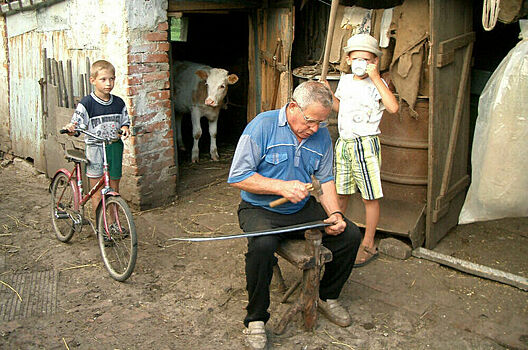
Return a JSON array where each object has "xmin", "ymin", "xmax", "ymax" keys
[
  {"xmin": 169, "ymin": 11, "xmax": 249, "ymax": 194},
  {"xmin": 170, "ymin": 12, "xmax": 249, "ymax": 164}
]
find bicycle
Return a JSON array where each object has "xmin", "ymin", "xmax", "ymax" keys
[{"xmin": 50, "ymin": 127, "xmax": 137, "ymax": 281}]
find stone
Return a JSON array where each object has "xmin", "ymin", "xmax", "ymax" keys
[{"xmin": 378, "ymin": 237, "xmax": 412, "ymax": 260}]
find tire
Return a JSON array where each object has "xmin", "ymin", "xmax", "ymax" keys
[
  {"xmin": 50, "ymin": 172, "xmax": 77, "ymax": 242},
  {"xmin": 97, "ymin": 196, "xmax": 137, "ymax": 281}
]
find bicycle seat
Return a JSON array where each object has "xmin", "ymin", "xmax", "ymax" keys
[{"xmin": 65, "ymin": 149, "xmax": 89, "ymax": 164}]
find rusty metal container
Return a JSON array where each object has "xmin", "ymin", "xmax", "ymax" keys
[{"xmin": 379, "ymin": 96, "xmax": 429, "ymax": 204}]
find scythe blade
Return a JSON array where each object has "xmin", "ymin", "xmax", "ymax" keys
[{"xmin": 168, "ymin": 220, "xmax": 331, "ymax": 242}]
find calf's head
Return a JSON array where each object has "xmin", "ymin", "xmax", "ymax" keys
[{"xmin": 196, "ymin": 68, "xmax": 239, "ymax": 107}]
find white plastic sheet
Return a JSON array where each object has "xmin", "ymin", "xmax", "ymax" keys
[{"xmin": 459, "ymin": 20, "xmax": 528, "ymax": 224}]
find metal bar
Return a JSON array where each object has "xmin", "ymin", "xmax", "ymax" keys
[{"xmin": 168, "ymin": 221, "xmax": 331, "ymax": 242}]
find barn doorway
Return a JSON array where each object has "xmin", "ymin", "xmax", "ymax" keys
[{"xmin": 169, "ymin": 11, "xmax": 249, "ymax": 194}]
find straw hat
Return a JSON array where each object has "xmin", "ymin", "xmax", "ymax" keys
[{"xmin": 343, "ymin": 33, "xmax": 382, "ymax": 57}]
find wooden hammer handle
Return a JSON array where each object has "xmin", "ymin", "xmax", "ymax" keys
[
  {"xmin": 269, "ymin": 184, "xmax": 314, "ymax": 208},
  {"xmin": 269, "ymin": 197, "xmax": 290, "ymax": 208}
]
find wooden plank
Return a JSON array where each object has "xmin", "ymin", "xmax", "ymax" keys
[
  {"xmin": 433, "ymin": 174, "xmax": 470, "ymax": 223},
  {"xmin": 41, "ymin": 49, "xmax": 48, "ymax": 116},
  {"xmin": 51, "ymin": 59, "xmax": 61, "ymax": 106},
  {"xmin": 438, "ymin": 42, "xmax": 473, "ymax": 199},
  {"xmin": 168, "ymin": 0, "xmax": 259, "ymax": 12},
  {"xmin": 80, "ymin": 74, "xmax": 86, "ymax": 98},
  {"xmin": 438, "ymin": 32, "xmax": 475, "ymax": 55},
  {"xmin": 66, "ymin": 59, "xmax": 74, "ymax": 108},
  {"xmin": 426, "ymin": 0, "xmax": 472, "ymax": 249},
  {"xmin": 412, "ymin": 247, "xmax": 528, "ymax": 291},
  {"xmin": 58, "ymin": 61, "xmax": 67, "ymax": 107},
  {"xmin": 247, "ymin": 12, "xmax": 257, "ymax": 121},
  {"xmin": 85, "ymin": 57, "xmax": 91, "ymax": 95}
]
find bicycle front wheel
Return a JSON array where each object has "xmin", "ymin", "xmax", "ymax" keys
[
  {"xmin": 50, "ymin": 172, "xmax": 77, "ymax": 242},
  {"xmin": 97, "ymin": 196, "xmax": 137, "ymax": 281}
]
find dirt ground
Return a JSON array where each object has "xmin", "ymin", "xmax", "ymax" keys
[{"xmin": 0, "ymin": 152, "xmax": 527, "ymax": 350}]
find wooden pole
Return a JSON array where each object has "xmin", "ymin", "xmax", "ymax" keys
[
  {"xmin": 320, "ymin": 0, "xmax": 339, "ymax": 81},
  {"xmin": 413, "ymin": 247, "xmax": 528, "ymax": 291}
]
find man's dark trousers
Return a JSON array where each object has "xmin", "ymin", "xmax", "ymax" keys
[{"xmin": 238, "ymin": 196, "xmax": 361, "ymax": 327}]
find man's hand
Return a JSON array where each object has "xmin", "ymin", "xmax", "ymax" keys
[
  {"xmin": 323, "ymin": 212, "xmax": 346, "ymax": 236},
  {"xmin": 278, "ymin": 180, "xmax": 310, "ymax": 204},
  {"xmin": 120, "ymin": 126, "xmax": 130, "ymax": 139}
]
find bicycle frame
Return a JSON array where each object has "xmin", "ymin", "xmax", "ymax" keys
[{"xmin": 54, "ymin": 129, "xmax": 122, "ymax": 238}]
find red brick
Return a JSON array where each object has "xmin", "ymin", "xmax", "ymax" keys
[
  {"xmin": 127, "ymin": 75, "xmax": 142, "ymax": 85},
  {"xmin": 128, "ymin": 53, "xmax": 144, "ymax": 63},
  {"xmin": 123, "ymin": 164, "xmax": 139, "ymax": 176},
  {"xmin": 128, "ymin": 43, "xmax": 158, "ymax": 53},
  {"xmin": 148, "ymin": 99, "xmax": 171, "ymax": 110},
  {"xmin": 128, "ymin": 64, "xmax": 157, "ymax": 75},
  {"xmin": 150, "ymin": 159, "xmax": 175, "ymax": 173},
  {"xmin": 147, "ymin": 90, "xmax": 171, "ymax": 100},
  {"xmin": 145, "ymin": 31, "xmax": 167, "ymax": 42},
  {"xmin": 143, "ymin": 53, "xmax": 169, "ymax": 63},
  {"xmin": 157, "ymin": 22, "xmax": 168, "ymax": 31},
  {"xmin": 142, "ymin": 120, "xmax": 170, "ymax": 134},
  {"xmin": 143, "ymin": 71, "xmax": 170, "ymax": 83},
  {"xmin": 135, "ymin": 112, "xmax": 158, "ymax": 124},
  {"xmin": 127, "ymin": 86, "xmax": 142, "ymax": 96},
  {"xmin": 157, "ymin": 42, "xmax": 170, "ymax": 52},
  {"xmin": 164, "ymin": 128, "xmax": 174, "ymax": 139}
]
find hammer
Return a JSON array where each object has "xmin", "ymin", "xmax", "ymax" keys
[{"xmin": 269, "ymin": 177, "xmax": 323, "ymax": 208}]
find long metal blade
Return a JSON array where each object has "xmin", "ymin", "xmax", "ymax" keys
[{"xmin": 168, "ymin": 220, "xmax": 330, "ymax": 242}]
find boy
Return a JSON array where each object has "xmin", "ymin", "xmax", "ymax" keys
[
  {"xmin": 325, "ymin": 33, "xmax": 399, "ymax": 267},
  {"xmin": 65, "ymin": 59, "xmax": 130, "ymax": 220}
]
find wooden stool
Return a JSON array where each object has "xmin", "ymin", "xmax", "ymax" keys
[{"xmin": 273, "ymin": 229, "xmax": 332, "ymax": 334}]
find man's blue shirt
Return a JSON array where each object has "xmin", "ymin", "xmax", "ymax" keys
[{"xmin": 227, "ymin": 104, "xmax": 334, "ymax": 214}]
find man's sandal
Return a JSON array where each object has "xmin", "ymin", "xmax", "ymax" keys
[{"xmin": 354, "ymin": 244, "xmax": 379, "ymax": 267}]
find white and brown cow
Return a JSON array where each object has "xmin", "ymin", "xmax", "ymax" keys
[{"xmin": 172, "ymin": 61, "xmax": 238, "ymax": 162}]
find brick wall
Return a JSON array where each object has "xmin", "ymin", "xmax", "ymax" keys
[{"xmin": 123, "ymin": 21, "xmax": 176, "ymax": 210}]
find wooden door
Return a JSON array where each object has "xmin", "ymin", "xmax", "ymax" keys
[
  {"xmin": 248, "ymin": 1, "xmax": 294, "ymax": 121},
  {"xmin": 427, "ymin": 0, "xmax": 474, "ymax": 248}
]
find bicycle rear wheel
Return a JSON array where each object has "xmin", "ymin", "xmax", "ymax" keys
[
  {"xmin": 50, "ymin": 172, "xmax": 78, "ymax": 242},
  {"xmin": 97, "ymin": 196, "xmax": 137, "ymax": 281}
]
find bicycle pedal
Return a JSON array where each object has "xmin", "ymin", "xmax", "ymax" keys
[
  {"xmin": 82, "ymin": 218, "xmax": 91, "ymax": 225},
  {"xmin": 55, "ymin": 211, "xmax": 69, "ymax": 219}
]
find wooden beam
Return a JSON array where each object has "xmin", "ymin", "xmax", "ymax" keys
[{"xmin": 412, "ymin": 247, "xmax": 528, "ymax": 291}]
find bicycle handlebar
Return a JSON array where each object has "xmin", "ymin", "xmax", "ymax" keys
[{"xmin": 59, "ymin": 128, "xmax": 123, "ymax": 142}]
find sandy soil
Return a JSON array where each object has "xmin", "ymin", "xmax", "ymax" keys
[{"xmin": 0, "ymin": 153, "xmax": 527, "ymax": 350}]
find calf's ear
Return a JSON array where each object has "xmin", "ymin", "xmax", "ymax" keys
[
  {"xmin": 195, "ymin": 70, "xmax": 208, "ymax": 81},
  {"xmin": 227, "ymin": 74, "xmax": 239, "ymax": 85}
]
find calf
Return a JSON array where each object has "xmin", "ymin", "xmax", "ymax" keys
[{"xmin": 172, "ymin": 61, "xmax": 239, "ymax": 162}]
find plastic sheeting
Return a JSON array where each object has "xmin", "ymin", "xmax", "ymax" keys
[{"xmin": 459, "ymin": 20, "xmax": 528, "ymax": 224}]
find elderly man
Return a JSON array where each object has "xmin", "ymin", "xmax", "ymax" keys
[{"xmin": 228, "ymin": 81, "xmax": 361, "ymax": 349}]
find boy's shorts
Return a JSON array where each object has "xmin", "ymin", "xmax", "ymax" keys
[
  {"xmin": 86, "ymin": 139, "xmax": 124, "ymax": 180},
  {"xmin": 334, "ymin": 135, "xmax": 383, "ymax": 200}
]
